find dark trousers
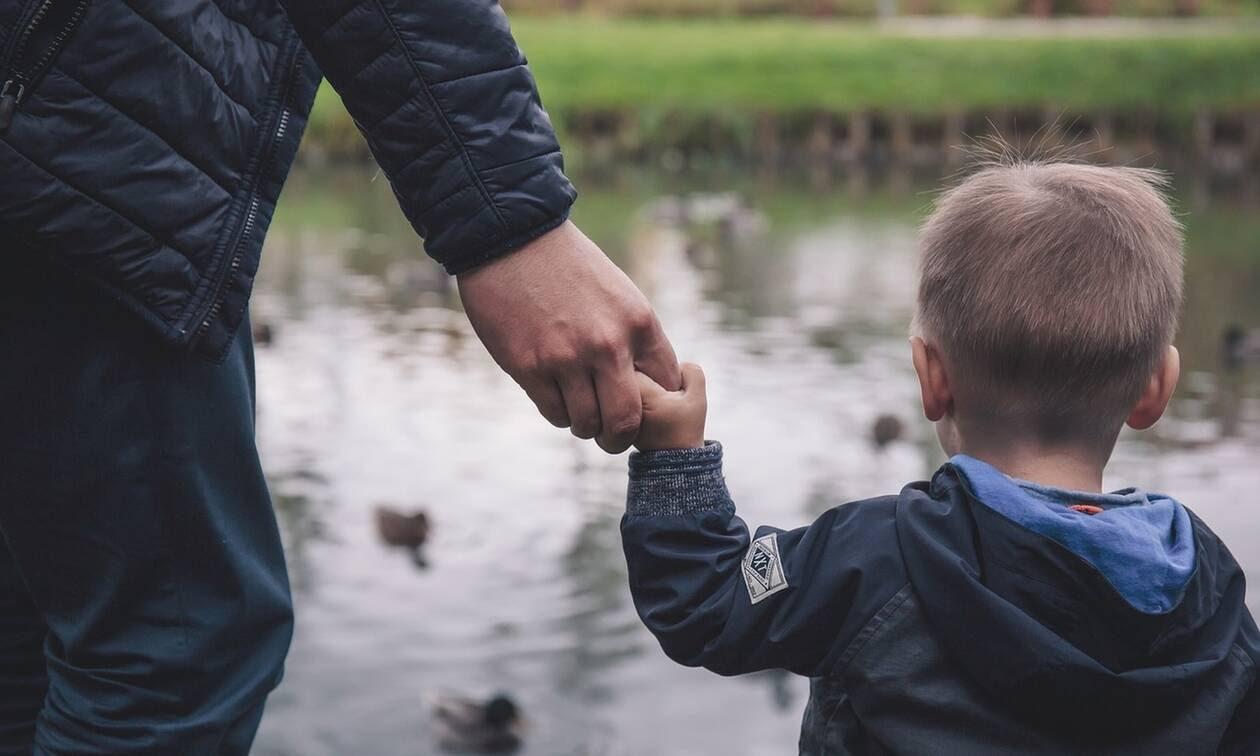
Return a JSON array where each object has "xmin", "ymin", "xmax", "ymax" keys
[{"xmin": 0, "ymin": 260, "xmax": 292, "ymax": 754}]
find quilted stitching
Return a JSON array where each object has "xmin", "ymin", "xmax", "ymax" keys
[
  {"xmin": 123, "ymin": 1, "xmax": 261, "ymax": 117},
  {"xmin": 1, "ymin": 0, "xmax": 575, "ymax": 361},
  {"xmin": 49, "ymin": 64, "xmax": 238, "ymax": 196}
]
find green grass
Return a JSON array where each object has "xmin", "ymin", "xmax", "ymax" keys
[
  {"xmin": 513, "ymin": 19, "xmax": 1260, "ymax": 113},
  {"xmin": 502, "ymin": 0, "xmax": 1260, "ymax": 16},
  {"xmin": 308, "ymin": 18, "xmax": 1260, "ymax": 148}
]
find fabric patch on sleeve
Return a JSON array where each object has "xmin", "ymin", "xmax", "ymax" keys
[{"xmin": 742, "ymin": 533, "xmax": 789, "ymax": 604}]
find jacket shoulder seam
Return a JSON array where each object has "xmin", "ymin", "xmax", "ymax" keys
[
  {"xmin": 833, "ymin": 582, "xmax": 914, "ymax": 676},
  {"xmin": 1234, "ymin": 642, "xmax": 1257, "ymax": 679}
]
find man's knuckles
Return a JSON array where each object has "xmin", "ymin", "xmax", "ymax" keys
[{"xmin": 624, "ymin": 304, "xmax": 657, "ymax": 338}]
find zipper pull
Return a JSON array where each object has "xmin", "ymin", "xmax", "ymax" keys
[{"xmin": 0, "ymin": 80, "xmax": 26, "ymax": 132}]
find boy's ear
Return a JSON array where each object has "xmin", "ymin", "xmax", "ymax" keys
[
  {"xmin": 911, "ymin": 337, "xmax": 953, "ymax": 423},
  {"xmin": 1127, "ymin": 345, "xmax": 1181, "ymax": 431}
]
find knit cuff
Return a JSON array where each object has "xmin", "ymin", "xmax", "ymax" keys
[{"xmin": 626, "ymin": 441, "xmax": 733, "ymax": 517}]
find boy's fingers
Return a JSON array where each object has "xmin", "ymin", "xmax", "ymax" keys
[{"xmin": 680, "ymin": 363, "xmax": 706, "ymax": 397}]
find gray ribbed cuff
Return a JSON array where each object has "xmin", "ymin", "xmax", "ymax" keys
[{"xmin": 626, "ymin": 441, "xmax": 733, "ymax": 517}]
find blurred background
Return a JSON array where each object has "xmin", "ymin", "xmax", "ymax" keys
[{"xmin": 252, "ymin": 4, "xmax": 1260, "ymax": 754}]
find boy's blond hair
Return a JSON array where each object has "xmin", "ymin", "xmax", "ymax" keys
[{"xmin": 915, "ymin": 159, "xmax": 1184, "ymax": 447}]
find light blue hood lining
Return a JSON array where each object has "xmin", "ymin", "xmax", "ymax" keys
[{"xmin": 951, "ymin": 455, "xmax": 1196, "ymax": 615}]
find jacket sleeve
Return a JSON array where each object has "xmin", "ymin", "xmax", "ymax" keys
[
  {"xmin": 278, "ymin": 0, "xmax": 576, "ymax": 274},
  {"xmin": 621, "ymin": 442, "xmax": 906, "ymax": 678},
  {"xmin": 1221, "ymin": 614, "xmax": 1260, "ymax": 755}
]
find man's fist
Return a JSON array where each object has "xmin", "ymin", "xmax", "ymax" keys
[
  {"xmin": 457, "ymin": 221, "xmax": 681, "ymax": 454},
  {"xmin": 633, "ymin": 363, "xmax": 707, "ymax": 452}
]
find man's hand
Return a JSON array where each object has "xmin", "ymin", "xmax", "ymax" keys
[
  {"xmin": 633, "ymin": 363, "xmax": 707, "ymax": 452},
  {"xmin": 457, "ymin": 221, "xmax": 681, "ymax": 453}
]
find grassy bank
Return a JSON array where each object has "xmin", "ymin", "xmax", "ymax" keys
[
  {"xmin": 502, "ymin": 0, "xmax": 1260, "ymax": 17},
  {"xmin": 306, "ymin": 19, "xmax": 1260, "ymax": 153}
]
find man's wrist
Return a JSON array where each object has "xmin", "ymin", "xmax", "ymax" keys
[{"xmin": 449, "ymin": 215, "xmax": 575, "ymax": 279}]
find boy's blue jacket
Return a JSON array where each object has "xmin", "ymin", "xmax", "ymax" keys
[{"xmin": 623, "ymin": 443, "xmax": 1260, "ymax": 755}]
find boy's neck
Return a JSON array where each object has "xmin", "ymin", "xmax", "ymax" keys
[{"xmin": 958, "ymin": 445, "xmax": 1106, "ymax": 493}]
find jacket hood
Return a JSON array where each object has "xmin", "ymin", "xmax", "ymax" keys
[
  {"xmin": 951, "ymin": 455, "xmax": 1197, "ymax": 615},
  {"xmin": 897, "ymin": 458, "xmax": 1251, "ymax": 738}
]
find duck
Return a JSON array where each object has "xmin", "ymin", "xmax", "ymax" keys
[
  {"xmin": 374, "ymin": 505, "xmax": 431, "ymax": 568},
  {"xmin": 871, "ymin": 414, "xmax": 904, "ymax": 450},
  {"xmin": 374, "ymin": 505, "xmax": 430, "ymax": 547},
  {"xmin": 433, "ymin": 693, "xmax": 523, "ymax": 753},
  {"xmin": 251, "ymin": 320, "xmax": 275, "ymax": 346},
  {"xmin": 1222, "ymin": 324, "xmax": 1260, "ymax": 371}
]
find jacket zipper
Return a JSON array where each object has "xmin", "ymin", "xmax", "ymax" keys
[
  {"xmin": 0, "ymin": 0, "xmax": 91, "ymax": 132},
  {"xmin": 192, "ymin": 106, "xmax": 292, "ymax": 343}
]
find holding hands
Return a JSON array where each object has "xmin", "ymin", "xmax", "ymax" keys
[
  {"xmin": 458, "ymin": 221, "xmax": 681, "ymax": 453},
  {"xmin": 459, "ymin": 219, "xmax": 704, "ymax": 453},
  {"xmin": 633, "ymin": 363, "xmax": 707, "ymax": 452}
]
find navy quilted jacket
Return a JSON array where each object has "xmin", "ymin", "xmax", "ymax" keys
[{"xmin": 0, "ymin": 0, "xmax": 575, "ymax": 361}]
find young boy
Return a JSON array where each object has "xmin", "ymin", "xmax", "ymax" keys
[{"xmin": 622, "ymin": 160, "xmax": 1260, "ymax": 755}]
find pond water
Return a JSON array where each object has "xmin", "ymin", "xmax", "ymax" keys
[{"xmin": 250, "ymin": 162, "xmax": 1260, "ymax": 756}]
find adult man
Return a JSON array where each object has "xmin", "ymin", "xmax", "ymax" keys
[{"xmin": 0, "ymin": 1, "xmax": 679, "ymax": 752}]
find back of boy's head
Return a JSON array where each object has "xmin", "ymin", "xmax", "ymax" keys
[{"xmin": 915, "ymin": 156, "xmax": 1184, "ymax": 449}]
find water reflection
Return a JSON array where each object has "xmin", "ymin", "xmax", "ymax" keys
[{"xmin": 252, "ymin": 163, "xmax": 1260, "ymax": 756}]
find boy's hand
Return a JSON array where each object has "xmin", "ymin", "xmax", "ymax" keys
[{"xmin": 633, "ymin": 363, "xmax": 707, "ymax": 452}]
